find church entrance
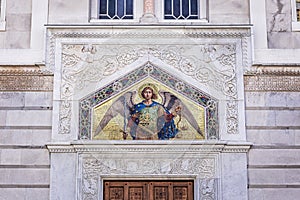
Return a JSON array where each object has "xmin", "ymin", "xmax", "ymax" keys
[{"xmin": 104, "ymin": 180, "xmax": 194, "ymax": 200}]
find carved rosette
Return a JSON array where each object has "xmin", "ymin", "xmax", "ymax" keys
[{"xmin": 81, "ymin": 156, "xmax": 216, "ymax": 200}]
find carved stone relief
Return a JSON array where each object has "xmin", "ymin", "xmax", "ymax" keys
[
  {"xmin": 47, "ymin": 29, "xmax": 251, "ymax": 138},
  {"xmin": 61, "ymin": 44, "xmax": 237, "ymax": 98},
  {"xmin": 244, "ymin": 66, "xmax": 300, "ymax": 91},
  {"xmin": 80, "ymin": 154, "xmax": 217, "ymax": 200},
  {"xmin": 0, "ymin": 66, "xmax": 53, "ymax": 91},
  {"xmin": 59, "ymin": 43, "xmax": 238, "ymax": 136},
  {"xmin": 46, "ymin": 28, "xmax": 252, "ymax": 200}
]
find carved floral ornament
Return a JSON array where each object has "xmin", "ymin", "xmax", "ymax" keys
[
  {"xmin": 61, "ymin": 44, "xmax": 237, "ymax": 98},
  {"xmin": 58, "ymin": 43, "xmax": 240, "ymax": 137},
  {"xmin": 45, "ymin": 142, "xmax": 251, "ymax": 200},
  {"xmin": 80, "ymin": 154, "xmax": 217, "ymax": 200},
  {"xmin": 46, "ymin": 29, "xmax": 251, "ymax": 138}
]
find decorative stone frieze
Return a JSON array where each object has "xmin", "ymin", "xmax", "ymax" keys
[
  {"xmin": 81, "ymin": 156, "xmax": 216, "ymax": 200},
  {"xmin": 0, "ymin": 66, "xmax": 53, "ymax": 91},
  {"xmin": 61, "ymin": 44, "xmax": 238, "ymax": 98},
  {"xmin": 46, "ymin": 141, "xmax": 251, "ymax": 153},
  {"xmin": 47, "ymin": 27, "xmax": 252, "ymax": 73},
  {"xmin": 244, "ymin": 66, "xmax": 300, "ymax": 91}
]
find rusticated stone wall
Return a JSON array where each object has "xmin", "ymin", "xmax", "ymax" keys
[
  {"xmin": 1, "ymin": 63, "xmax": 300, "ymax": 200},
  {"xmin": 0, "ymin": 66, "xmax": 52, "ymax": 200},
  {"xmin": 245, "ymin": 66, "xmax": 300, "ymax": 200}
]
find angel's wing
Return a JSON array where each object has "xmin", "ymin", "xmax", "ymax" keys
[
  {"xmin": 94, "ymin": 91, "xmax": 136, "ymax": 137},
  {"xmin": 159, "ymin": 91, "xmax": 204, "ymax": 137}
]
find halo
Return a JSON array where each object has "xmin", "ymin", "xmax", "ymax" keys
[{"xmin": 138, "ymin": 83, "xmax": 159, "ymax": 99}]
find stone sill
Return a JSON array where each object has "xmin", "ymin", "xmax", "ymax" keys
[
  {"xmin": 45, "ymin": 24, "xmax": 252, "ymax": 29},
  {"xmin": 89, "ymin": 18, "xmax": 209, "ymax": 25},
  {"xmin": 292, "ymin": 22, "xmax": 300, "ymax": 31}
]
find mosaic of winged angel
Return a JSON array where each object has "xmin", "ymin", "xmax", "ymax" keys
[{"xmin": 93, "ymin": 83, "xmax": 204, "ymax": 140}]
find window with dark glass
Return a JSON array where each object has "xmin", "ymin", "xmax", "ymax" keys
[
  {"xmin": 0, "ymin": 0, "xmax": 2, "ymax": 16},
  {"xmin": 164, "ymin": 0, "xmax": 199, "ymax": 20},
  {"xmin": 297, "ymin": 0, "xmax": 300, "ymax": 21},
  {"xmin": 99, "ymin": 0, "xmax": 133, "ymax": 19}
]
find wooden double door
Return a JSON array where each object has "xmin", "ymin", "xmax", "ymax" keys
[{"xmin": 104, "ymin": 180, "xmax": 194, "ymax": 200}]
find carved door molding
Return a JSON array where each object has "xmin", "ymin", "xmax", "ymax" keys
[{"xmin": 104, "ymin": 180, "xmax": 193, "ymax": 200}]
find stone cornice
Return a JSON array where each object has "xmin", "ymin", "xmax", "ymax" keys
[
  {"xmin": 45, "ymin": 24, "xmax": 252, "ymax": 29},
  {"xmin": 46, "ymin": 141, "xmax": 252, "ymax": 153},
  {"xmin": 47, "ymin": 27, "xmax": 251, "ymax": 39},
  {"xmin": 0, "ymin": 66, "xmax": 53, "ymax": 76},
  {"xmin": 245, "ymin": 66, "xmax": 300, "ymax": 76}
]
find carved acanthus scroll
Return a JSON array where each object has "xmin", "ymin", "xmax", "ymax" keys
[
  {"xmin": 59, "ymin": 44, "xmax": 239, "ymax": 136},
  {"xmin": 81, "ymin": 156, "xmax": 216, "ymax": 200}
]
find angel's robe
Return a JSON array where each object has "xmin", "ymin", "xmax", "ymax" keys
[{"xmin": 128, "ymin": 101, "xmax": 178, "ymax": 140}]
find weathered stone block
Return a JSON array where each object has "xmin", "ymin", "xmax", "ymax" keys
[
  {"xmin": 249, "ymin": 188, "xmax": 300, "ymax": 200},
  {"xmin": 246, "ymin": 110, "xmax": 276, "ymax": 126},
  {"xmin": 0, "ymin": 149, "xmax": 49, "ymax": 165},
  {"xmin": 246, "ymin": 110, "xmax": 300, "ymax": 127},
  {"xmin": 210, "ymin": 0, "xmax": 249, "ymax": 23},
  {"xmin": 0, "ymin": 130, "xmax": 51, "ymax": 145},
  {"xmin": 275, "ymin": 110, "xmax": 300, "ymax": 126},
  {"xmin": 5, "ymin": 110, "xmax": 52, "ymax": 126},
  {"xmin": 5, "ymin": 31, "xmax": 30, "ymax": 49},
  {"xmin": 0, "ymin": 92, "xmax": 25, "ymax": 107},
  {"xmin": 0, "ymin": 188, "xmax": 25, "ymax": 200},
  {"xmin": 0, "ymin": 33, "xmax": 5, "ymax": 48},
  {"xmin": 0, "ymin": 168, "xmax": 49, "ymax": 184},
  {"xmin": 247, "ymin": 129, "xmax": 296, "ymax": 145},
  {"xmin": 245, "ymin": 92, "xmax": 300, "ymax": 107},
  {"xmin": 0, "ymin": 188, "xmax": 49, "ymax": 200},
  {"xmin": 249, "ymin": 168, "xmax": 300, "ymax": 185},
  {"xmin": 48, "ymin": 0, "xmax": 89, "ymax": 24},
  {"xmin": 268, "ymin": 32, "xmax": 294, "ymax": 49},
  {"xmin": 24, "ymin": 92, "xmax": 53, "ymax": 107},
  {"xmin": 6, "ymin": 14, "xmax": 32, "ymax": 32},
  {"xmin": 248, "ymin": 149, "xmax": 300, "ymax": 165},
  {"xmin": 295, "ymin": 130, "xmax": 300, "ymax": 145},
  {"xmin": 6, "ymin": 0, "xmax": 32, "ymax": 14},
  {"xmin": 266, "ymin": 13, "xmax": 291, "ymax": 32},
  {"xmin": 0, "ymin": 110, "xmax": 7, "ymax": 126}
]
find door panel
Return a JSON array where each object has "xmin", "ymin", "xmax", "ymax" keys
[{"xmin": 104, "ymin": 180, "xmax": 193, "ymax": 200}]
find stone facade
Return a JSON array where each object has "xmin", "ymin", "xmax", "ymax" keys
[{"xmin": 0, "ymin": 0, "xmax": 299, "ymax": 200}]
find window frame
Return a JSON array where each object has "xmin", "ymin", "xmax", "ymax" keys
[
  {"xmin": 90, "ymin": 0, "xmax": 141, "ymax": 23},
  {"xmin": 0, "ymin": 0, "xmax": 6, "ymax": 31},
  {"xmin": 89, "ymin": 0, "xmax": 208, "ymax": 24},
  {"xmin": 291, "ymin": 0, "xmax": 300, "ymax": 31},
  {"xmin": 158, "ymin": 0, "xmax": 208, "ymax": 23}
]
